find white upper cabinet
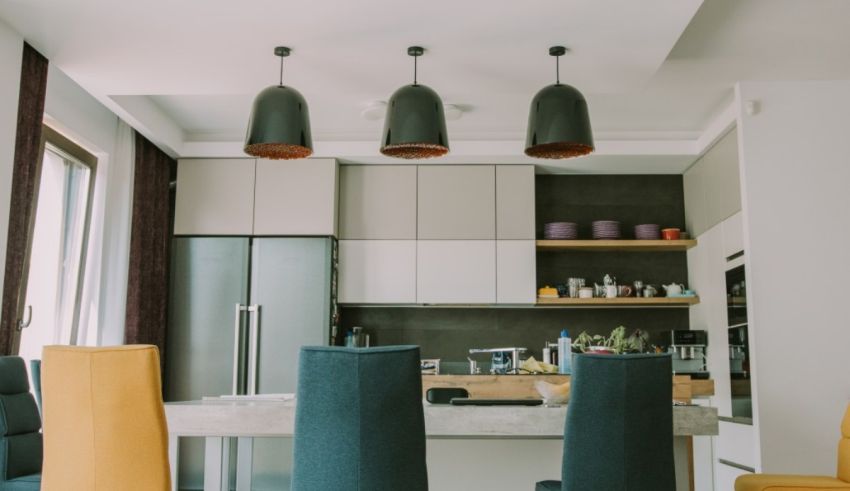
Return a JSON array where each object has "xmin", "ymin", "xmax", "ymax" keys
[
  {"xmin": 338, "ymin": 240, "xmax": 416, "ymax": 303},
  {"xmin": 174, "ymin": 159, "xmax": 256, "ymax": 235},
  {"xmin": 253, "ymin": 158, "xmax": 338, "ymax": 236},
  {"xmin": 416, "ymin": 241, "xmax": 496, "ymax": 304},
  {"xmin": 496, "ymin": 166, "xmax": 535, "ymax": 239},
  {"xmin": 684, "ymin": 129, "xmax": 742, "ymax": 237},
  {"xmin": 417, "ymin": 165, "xmax": 496, "ymax": 239},
  {"xmin": 338, "ymin": 165, "xmax": 417, "ymax": 239},
  {"xmin": 496, "ymin": 240, "xmax": 536, "ymax": 303}
]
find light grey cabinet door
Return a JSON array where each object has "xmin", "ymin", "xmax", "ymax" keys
[
  {"xmin": 174, "ymin": 159, "xmax": 256, "ymax": 235},
  {"xmin": 705, "ymin": 129, "xmax": 742, "ymax": 224},
  {"xmin": 338, "ymin": 240, "xmax": 417, "ymax": 303},
  {"xmin": 496, "ymin": 240, "xmax": 536, "ymax": 304},
  {"xmin": 416, "ymin": 240, "xmax": 496, "ymax": 304},
  {"xmin": 253, "ymin": 158, "xmax": 339, "ymax": 236},
  {"xmin": 496, "ymin": 166, "xmax": 535, "ymax": 239},
  {"xmin": 250, "ymin": 238, "xmax": 331, "ymax": 395},
  {"xmin": 339, "ymin": 165, "xmax": 417, "ymax": 239},
  {"xmin": 166, "ymin": 237, "xmax": 250, "ymax": 490},
  {"xmin": 418, "ymin": 165, "xmax": 496, "ymax": 239}
]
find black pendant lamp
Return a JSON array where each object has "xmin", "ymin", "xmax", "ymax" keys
[
  {"xmin": 380, "ymin": 46, "xmax": 449, "ymax": 159},
  {"xmin": 525, "ymin": 46, "xmax": 594, "ymax": 159},
  {"xmin": 244, "ymin": 47, "xmax": 313, "ymax": 160}
]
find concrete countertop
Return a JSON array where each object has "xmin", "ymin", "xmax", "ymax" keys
[{"xmin": 165, "ymin": 399, "xmax": 719, "ymax": 439}]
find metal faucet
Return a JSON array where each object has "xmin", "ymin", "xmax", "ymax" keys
[{"xmin": 468, "ymin": 347, "xmax": 528, "ymax": 375}]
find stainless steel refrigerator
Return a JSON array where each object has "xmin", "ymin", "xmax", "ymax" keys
[{"xmin": 166, "ymin": 237, "xmax": 338, "ymax": 490}]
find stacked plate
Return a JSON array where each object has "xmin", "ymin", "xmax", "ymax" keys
[
  {"xmin": 592, "ymin": 220, "xmax": 621, "ymax": 239},
  {"xmin": 544, "ymin": 222, "xmax": 578, "ymax": 239},
  {"xmin": 634, "ymin": 223, "xmax": 661, "ymax": 240}
]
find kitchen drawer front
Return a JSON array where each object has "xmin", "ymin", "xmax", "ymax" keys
[
  {"xmin": 417, "ymin": 166, "xmax": 496, "ymax": 240},
  {"xmin": 417, "ymin": 241, "xmax": 496, "ymax": 304},
  {"xmin": 253, "ymin": 158, "xmax": 338, "ymax": 236},
  {"xmin": 496, "ymin": 241, "xmax": 536, "ymax": 304},
  {"xmin": 496, "ymin": 165, "xmax": 535, "ymax": 239},
  {"xmin": 338, "ymin": 240, "xmax": 416, "ymax": 304},
  {"xmin": 174, "ymin": 158, "xmax": 256, "ymax": 235},
  {"xmin": 338, "ymin": 165, "xmax": 417, "ymax": 239},
  {"xmin": 716, "ymin": 420, "xmax": 757, "ymax": 469}
]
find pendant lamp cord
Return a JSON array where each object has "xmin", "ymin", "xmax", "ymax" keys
[
  {"xmin": 279, "ymin": 55, "xmax": 284, "ymax": 86},
  {"xmin": 413, "ymin": 55, "xmax": 418, "ymax": 85},
  {"xmin": 555, "ymin": 55, "xmax": 560, "ymax": 85}
]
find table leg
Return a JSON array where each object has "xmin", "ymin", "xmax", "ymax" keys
[
  {"xmin": 168, "ymin": 435, "xmax": 179, "ymax": 491},
  {"xmin": 204, "ymin": 437, "xmax": 231, "ymax": 491},
  {"xmin": 236, "ymin": 437, "xmax": 254, "ymax": 491}
]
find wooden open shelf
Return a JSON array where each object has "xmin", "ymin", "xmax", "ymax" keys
[
  {"xmin": 537, "ymin": 239, "xmax": 697, "ymax": 252},
  {"xmin": 536, "ymin": 296, "xmax": 700, "ymax": 307}
]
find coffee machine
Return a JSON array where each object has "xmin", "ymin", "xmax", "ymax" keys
[{"xmin": 668, "ymin": 330, "xmax": 709, "ymax": 379}]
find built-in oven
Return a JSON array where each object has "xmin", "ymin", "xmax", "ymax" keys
[{"xmin": 725, "ymin": 260, "xmax": 752, "ymax": 419}]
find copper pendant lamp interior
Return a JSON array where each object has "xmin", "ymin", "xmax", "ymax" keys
[
  {"xmin": 525, "ymin": 46, "xmax": 594, "ymax": 159},
  {"xmin": 244, "ymin": 46, "xmax": 313, "ymax": 160},
  {"xmin": 380, "ymin": 46, "xmax": 449, "ymax": 159}
]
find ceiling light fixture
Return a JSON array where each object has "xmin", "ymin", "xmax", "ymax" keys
[
  {"xmin": 380, "ymin": 46, "xmax": 449, "ymax": 159},
  {"xmin": 244, "ymin": 46, "xmax": 313, "ymax": 159},
  {"xmin": 525, "ymin": 46, "xmax": 594, "ymax": 159}
]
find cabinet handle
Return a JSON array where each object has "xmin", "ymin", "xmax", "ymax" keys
[
  {"xmin": 232, "ymin": 304, "xmax": 248, "ymax": 395},
  {"xmin": 246, "ymin": 305, "xmax": 260, "ymax": 396}
]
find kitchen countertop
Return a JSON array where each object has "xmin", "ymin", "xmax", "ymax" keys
[{"xmin": 165, "ymin": 399, "xmax": 719, "ymax": 438}]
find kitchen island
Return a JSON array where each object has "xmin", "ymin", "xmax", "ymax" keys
[{"xmin": 165, "ymin": 398, "xmax": 718, "ymax": 491}]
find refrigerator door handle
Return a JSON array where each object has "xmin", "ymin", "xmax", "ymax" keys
[
  {"xmin": 246, "ymin": 304, "xmax": 261, "ymax": 396},
  {"xmin": 233, "ymin": 304, "xmax": 248, "ymax": 395}
]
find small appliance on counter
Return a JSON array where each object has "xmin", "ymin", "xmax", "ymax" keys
[
  {"xmin": 344, "ymin": 326, "xmax": 370, "ymax": 347},
  {"xmin": 468, "ymin": 347, "xmax": 528, "ymax": 374},
  {"xmin": 668, "ymin": 330, "xmax": 709, "ymax": 379}
]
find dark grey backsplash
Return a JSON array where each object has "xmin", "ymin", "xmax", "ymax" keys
[
  {"xmin": 339, "ymin": 174, "xmax": 690, "ymax": 362},
  {"xmin": 535, "ymin": 174, "xmax": 686, "ymax": 239},
  {"xmin": 339, "ymin": 306, "xmax": 689, "ymax": 361}
]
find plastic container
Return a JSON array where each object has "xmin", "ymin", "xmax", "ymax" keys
[{"xmin": 558, "ymin": 329, "xmax": 572, "ymax": 374}]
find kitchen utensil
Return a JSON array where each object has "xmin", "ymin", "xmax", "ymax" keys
[
  {"xmin": 605, "ymin": 285, "xmax": 618, "ymax": 298},
  {"xmin": 633, "ymin": 280, "xmax": 644, "ymax": 297},
  {"xmin": 634, "ymin": 224, "xmax": 661, "ymax": 240},
  {"xmin": 578, "ymin": 287, "xmax": 594, "ymax": 299},
  {"xmin": 643, "ymin": 285, "xmax": 657, "ymax": 297},
  {"xmin": 661, "ymin": 228, "xmax": 681, "ymax": 240},
  {"xmin": 662, "ymin": 283, "xmax": 685, "ymax": 296},
  {"xmin": 617, "ymin": 285, "xmax": 633, "ymax": 297},
  {"xmin": 538, "ymin": 286, "xmax": 559, "ymax": 298}
]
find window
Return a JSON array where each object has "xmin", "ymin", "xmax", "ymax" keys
[{"xmin": 17, "ymin": 126, "xmax": 96, "ymax": 362}]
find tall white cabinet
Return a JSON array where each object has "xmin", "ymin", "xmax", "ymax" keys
[
  {"xmin": 338, "ymin": 164, "xmax": 536, "ymax": 305},
  {"xmin": 174, "ymin": 158, "xmax": 339, "ymax": 236}
]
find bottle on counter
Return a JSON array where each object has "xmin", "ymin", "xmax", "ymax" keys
[
  {"xmin": 542, "ymin": 344, "xmax": 552, "ymax": 366},
  {"xmin": 558, "ymin": 329, "xmax": 572, "ymax": 374}
]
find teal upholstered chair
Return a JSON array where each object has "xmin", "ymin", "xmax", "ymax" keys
[
  {"xmin": 27, "ymin": 362, "xmax": 40, "ymax": 418},
  {"xmin": 291, "ymin": 346, "xmax": 428, "ymax": 491},
  {"xmin": 0, "ymin": 357, "xmax": 42, "ymax": 490},
  {"xmin": 536, "ymin": 353, "xmax": 675, "ymax": 491}
]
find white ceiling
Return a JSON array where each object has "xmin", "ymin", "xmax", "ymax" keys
[{"xmin": 1, "ymin": 0, "xmax": 850, "ymax": 172}]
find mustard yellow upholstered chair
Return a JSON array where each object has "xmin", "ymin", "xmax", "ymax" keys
[
  {"xmin": 735, "ymin": 405, "xmax": 850, "ymax": 491},
  {"xmin": 41, "ymin": 345, "xmax": 171, "ymax": 491}
]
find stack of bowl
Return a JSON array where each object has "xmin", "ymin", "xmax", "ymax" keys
[
  {"xmin": 543, "ymin": 222, "xmax": 578, "ymax": 239},
  {"xmin": 634, "ymin": 223, "xmax": 661, "ymax": 240},
  {"xmin": 592, "ymin": 220, "xmax": 621, "ymax": 239}
]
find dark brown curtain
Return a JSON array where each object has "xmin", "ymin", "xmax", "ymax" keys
[
  {"xmin": 124, "ymin": 132, "xmax": 175, "ymax": 362},
  {"xmin": 0, "ymin": 43, "xmax": 48, "ymax": 355}
]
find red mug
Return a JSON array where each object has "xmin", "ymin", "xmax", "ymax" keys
[{"xmin": 661, "ymin": 228, "xmax": 681, "ymax": 240}]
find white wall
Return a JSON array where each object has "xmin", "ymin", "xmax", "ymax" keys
[
  {"xmin": 0, "ymin": 19, "xmax": 23, "ymax": 305},
  {"xmin": 44, "ymin": 66, "xmax": 132, "ymax": 347},
  {"xmin": 736, "ymin": 80, "xmax": 850, "ymax": 475}
]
